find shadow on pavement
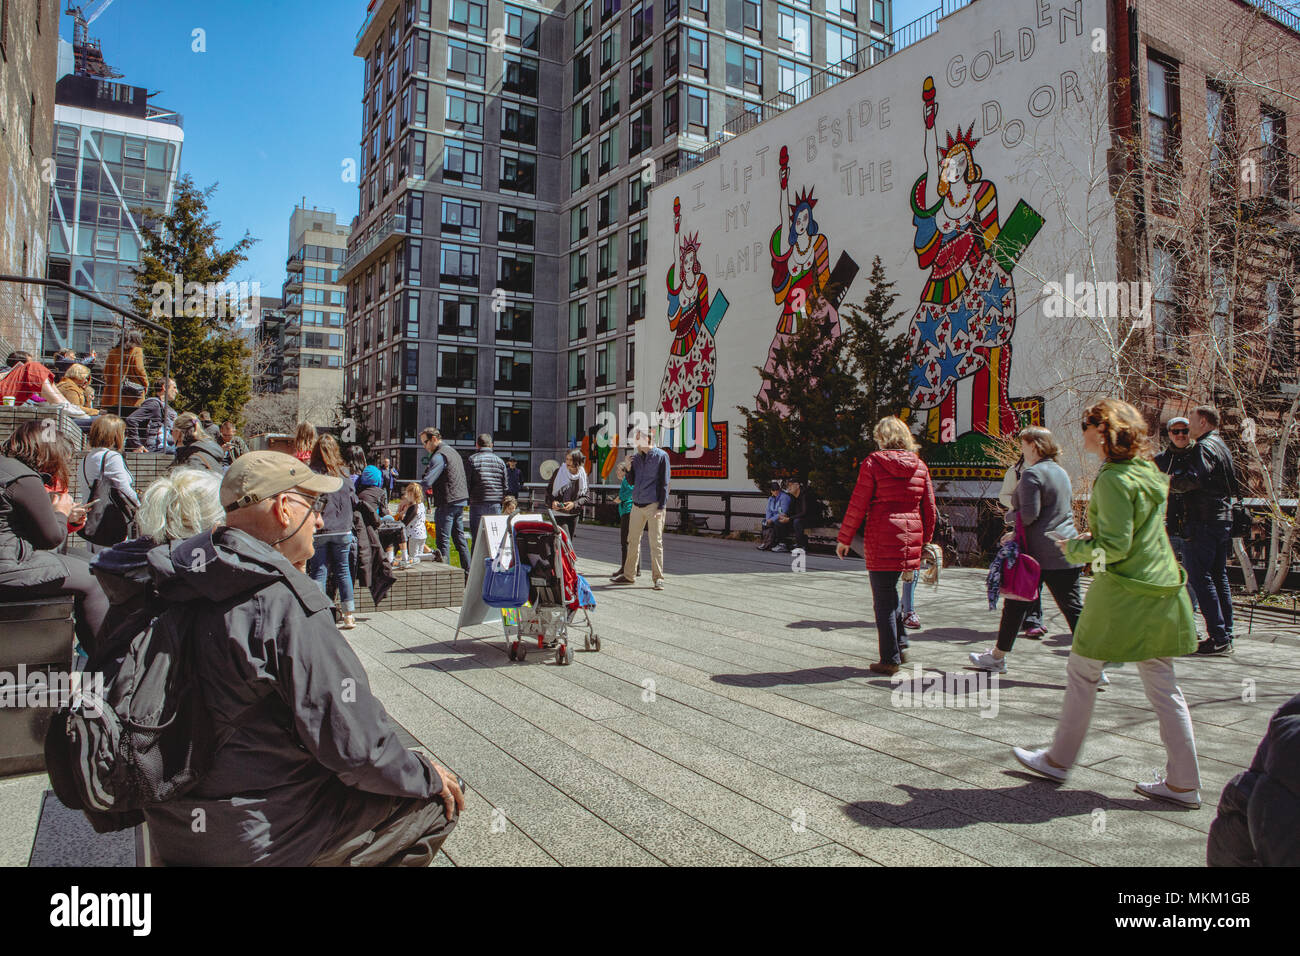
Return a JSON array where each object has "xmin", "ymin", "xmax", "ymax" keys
[
  {"xmin": 786, "ymin": 619, "xmax": 874, "ymax": 631},
  {"xmin": 712, "ymin": 665, "xmax": 878, "ymax": 687}
]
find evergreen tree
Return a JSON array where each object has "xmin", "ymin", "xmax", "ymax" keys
[
  {"xmin": 842, "ymin": 256, "xmax": 916, "ymax": 437},
  {"xmin": 131, "ymin": 176, "xmax": 256, "ymax": 423}
]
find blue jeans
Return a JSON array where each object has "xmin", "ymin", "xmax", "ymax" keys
[
  {"xmin": 868, "ymin": 570, "xmax": 909, "ymax": 666},
  {"xmin": 901, "ymin": 576, "xmax": 916, "ymax": 615},
  {"xmin": 1185, "ymin": 520, "xmax": 1234, "ymax": 642},
  {"xmin": 436, "ymin": 502, "xmax": 470, "ymax": 569},
  {"xmin": 309, "ymin": 534, "xmax": 354, "ymax": 612},
  {"xmin": 1169, "ymin": 534, "xmax": 1199, "ymax": 613},
  {"xmin": 468, "ymin": 503, "xmax": 501, "ymax": 543}
]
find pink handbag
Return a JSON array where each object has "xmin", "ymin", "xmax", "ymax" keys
[{"xmin": 1001, "ymin": 513, "xmax": 1041, "ymax": 603}]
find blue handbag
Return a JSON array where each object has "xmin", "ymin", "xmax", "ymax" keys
[{"xmin": 482, "ymin": 521, "xmax": 529, "ymax": 609}]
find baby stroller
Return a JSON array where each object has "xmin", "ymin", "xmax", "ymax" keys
[{"xmin": 503, "ymin": 513, "xmax": 599, "ymax": 666}]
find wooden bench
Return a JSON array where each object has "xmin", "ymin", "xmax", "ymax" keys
[{"xmin": 0, "ymin": 597, "xmax": 75, "ymax": 777}]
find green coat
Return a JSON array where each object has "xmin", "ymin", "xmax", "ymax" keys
[
  {"xmin": 618, "ymin": 478, "xmax": 634, "ymax": 517},
  {"xmin": 1062, "ymin": 457, "xmax": 1197, "ymax": 662}
]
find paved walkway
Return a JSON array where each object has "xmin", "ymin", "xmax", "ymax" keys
[{"xmin": 3, "ymin": 527, "xmax": 1295, "ymax": 866}]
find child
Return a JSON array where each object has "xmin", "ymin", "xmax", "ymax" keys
[{"xmin": 397, "ymin": 482, "xmax": 427, "ymax": 568}]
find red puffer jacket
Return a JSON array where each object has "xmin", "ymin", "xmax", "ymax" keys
[{"xmin": 837, "ymin": 450, "xmax": 937, "ymax": 571}]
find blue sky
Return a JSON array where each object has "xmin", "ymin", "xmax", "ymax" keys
[{"xmin": 71, "ymin": 0, "xmax": 937, "ymax": 294}]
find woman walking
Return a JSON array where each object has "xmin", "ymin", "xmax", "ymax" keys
[
  {"xmin": 835, "ymin": 416, "xmax": 937, "ymax": 676},
  {"xmin": 1013, "ymin": 399, "xmax": 1201, "ymax": 808},
  {"xmin": 307, "ymin": 434, "xmax": 359, "ymax": 630},
  {"xmin": 970, "ymin": 426, "xmax": 1083, "ymax": 674}
]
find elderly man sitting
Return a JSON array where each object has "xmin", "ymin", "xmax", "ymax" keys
[{"xmin": 140, "ymin": 451, "xmax": 464, "ymax": 866}]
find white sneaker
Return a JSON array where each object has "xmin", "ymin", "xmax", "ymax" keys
[
  {"xmin": 1012, "ymin": 746, "xmax": 1068, "ymax": 782},
  {"xmin": 1135, "ymin": 777, "xmax": 1201, "ymax": 809},
  {"xmin": 339, "ymin": 613, "xmax": 356, "ymax": 630},
  {"xmin": 1098, "ymin": 670, "xmax": 1110, "ymax": 687},
  {"xmin": 969, "ymin": 650, "xmax": 1007, "ymax": 674}
]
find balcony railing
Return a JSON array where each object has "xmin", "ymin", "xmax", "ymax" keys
[
  {"xmin": 286, "ymin": 252, "xmax": 304, "ymax": 274},
  {"xmin": 1246, "ymin": 0, "xmax": 1300, "ymax": 33},
  {"xmin": 342, "ymin": 212, "xmax": 408, "ymax": 280}
]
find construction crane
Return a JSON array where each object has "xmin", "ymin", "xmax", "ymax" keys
[{"xmin": 67, "ymin": 0, "xmax": 123, "ymax": 79}]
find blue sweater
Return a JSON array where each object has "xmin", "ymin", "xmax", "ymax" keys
[{"xmin": 629, "ymin": 446, "xmax": 670, "ymax": 509}]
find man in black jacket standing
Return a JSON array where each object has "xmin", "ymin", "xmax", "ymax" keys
[
  {"xmin": 465, "ymin": 433, "xmax": 508, "ymax": 540},
  {"xmin": 142, "ymin": 451, "xmax": 463, "ymax": 865},
  {"xmin": 420, "ymin": 427, "xmax": 470, "ymax": 570},
  {"xmin": 1171, "ymin": 405, "xmax": 1237, "ymax": 656},
  {"xmin": 1155, "ymin": 417, "xmax": 1200, "ymax": 618}
]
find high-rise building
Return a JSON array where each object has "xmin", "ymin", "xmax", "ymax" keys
[
  {"xmin": 342, "ymin": 0, "xmax": 888, "ymax": 482},
  {"xmin": 0, "ymin": 0, "xmax": 61, "ymax": 354},
  {"xmin": 281, "ymin": 205, "xmax": 348, "ymax": 422},
  {"xmin": 253, "ymin": 295, "xmax": 288, "ymax": 394},
  {"xmin": 43, "ymin": 67, "xmax": 184, "ymax": 362}
]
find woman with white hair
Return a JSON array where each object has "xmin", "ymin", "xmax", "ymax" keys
[{"xmin": 90, "ymin": 469, "xmax": 225, "ymax": 665}]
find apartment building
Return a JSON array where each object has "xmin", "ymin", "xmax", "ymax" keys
[{"xmin": 281, "ymin": 205, "xmax": 348, "ymax": 422}]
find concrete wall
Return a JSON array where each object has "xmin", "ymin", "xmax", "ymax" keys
[{"xmin": 637, "ymin": 0, "xmax": 1115, "ymax": 491}]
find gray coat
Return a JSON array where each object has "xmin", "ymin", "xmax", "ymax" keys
[
  {"xmin": 141, "ymin": 526, "xmax": 441, "ymax": 865},
  {"xmin": 1011, "ymin": 459, "xmax": 1081, "ymax": 571},
  {"xmin": 0, "ymin": 455, "xmax": 73, "ymax": 590}
]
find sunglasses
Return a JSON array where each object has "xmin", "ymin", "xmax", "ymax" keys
[{"xmin": 1169, "ymin": 428, "xmax": 1189, "ymax": 435}]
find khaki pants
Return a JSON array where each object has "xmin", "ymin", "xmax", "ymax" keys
[
  {"xmin": 1049, "ymin": 652, "xmax": 1201, "ymax": 791},
  {"xmin": 622, "ymin": 503, "xmax": 664, "ymax": 582}
]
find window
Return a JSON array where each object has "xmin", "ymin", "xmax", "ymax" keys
[
  {"xmin": 686, "ymin": 86, "xmax": 708, "ymax": 137},
  {"xmin": 630, "ymin": 103, "xmax": 654, "ymax": 155},
  {"xmin": 571, "ymin": 205, "xmax": 589, "ymax": 243},
  {"xmin": 443, "ymin": 141, "xmax": 483, "ymax": 186},
  {"xmin": 602, "ymin": 0, "xmax": 622, "ymax": 22},
  {"xmin": 597, "ymin": 291, "xmax": 619, "ymax": 332},
  {"xmin": 778, "ymin": 5, "xmax": 811, "ymax": 57},
  {"xmin": 498, "ymin": 253, "xmax": 534, "ymax": 295},
  {"xmin": 1147, "ymin": 55, "xmax": 1180, "ymax": 206},
  {"xmin": 665, "ymin": 32, "xmax": 680, "ymax": 75},
  {"xmin": 438, "ymin": 399, "xmax": 476, "ymax": 443},
  {"xmin": 631, "ymin": 49, "xmax": 654, "ymax": 103},
  {"xmin": 600, "ymin": 23, "xmax": 621, "ymax": 73},
  {"xmin": 686, "ymin": 0, "xmax": 708, "ymax": 19},
  {"xmin": 597, "ymin": 239, "xmax": 614, "ymax": 280},
  {"xmin": 570, "ymin": 300, "xmax": 588, "ymax": 340},
  {"xmin": 575, "ymin": 0, "xmax": 593, "ymax": 45},
  {"xmin": 406, "ymin": 291, "xmax": 421, "ymax": 337},
  {"xmin": 437, "ymin": 346, "xmax": 478, "ymax": 389},
  {"xmin": 570, "ymin": 251, "xmax": 589, "ymax": 291},
  {"xmin": 627, "ymin": 338, "xmax": 636, "ymax": 379},
  {"xmin": 629, "ymin": 175, "xmax": 649, "ymax": 216},
  {"xmin": 574, "ymin": 49, "xmax": 592, "ymax": 93},
  {"xmin": 1150, "ymin": 244, "xmax": 1184, "ymax": 355},
  {"xmin": 441, "ymin": 198, "xmax": 480, "ymax": 238},
  {"xmin": 872, "ymin": 0, "xmax": 885, "ymax": 27},
  {"xmin": 499, "ymin": 206, "xmax": 535, "ymax": 246},
  {"xmin": 726, "ymin": 0, "xmax": 761, "ymax": 35},
  {"xmin": 778, "ymin": 57, "xmax": 811, "ymax": 94},
  {"xmin": 504, "ymin": 53, "xmax": 539, "ymax": 96},
  {"xmin": 568, "ymin": 350, "xmax": 588, "ymax": 391},
  {"xmin": 448, "ymin": 39, "xmax": 487, "ymax": 86},
  {"xmin": 449, "ymin": 0, "xmax": 487, "ymax": 37},
  {"xmin": 1206, "ymin": 83, "xmax": 1235, "ymax": 188},
  {"xmin": 725, "ymin": 41, "xmax": 761, "ymax": 93},
  {"xmin": 495, "ymin": 402, "xmax": 531, "ymax": 444},
  {"xmin": 1261, "ymin": 107, "xmax": 1289, "ymax": 199},
  {"xmin": 828, "ymin": 0, "xmax": 856, "ymax": 24},
  {"xmin": 826, "ymin": 23, "xmax": 856, "ymax": 65},
  {"xmin": 573, "ymin": 98, "xmax": 592, "ymax": 142},
  {"xmin": 600, "ymin": 76, "xmax": 621, "ymax": 124},
  {"xmin": 501, "ymin": 102, "xmax": 538, "ymax": 144},
  {"xmin": 572, "ymin": 148, "xmax": 591, "ymax": 191},
  {"xmin": 598, "ymin": 128, "xmax": 620, "ymax": 175},
  {"xmin": 630, "ymin": 2, "xmax": 649, "ymax": 47},
  {"xmin": 664, "ymin": 88, "xmax": 679, "ymax": 136},
  {"xmin": 628, "ymin": 221, "xmax": 647, "ymax": 267},
  {"xmin": 567, "ymin": 400, "xmax": 586, "ymax": 442},
  {"xmin": 500, "ymin": 150, "xmax": 537, "ymax": 194},
  {"xmin": 439, "ymin": 295, "xmax": 478, "ymax": 337},
  {"xmin": 598, "ymin": 184, "xmax": 618, "ymax": 228},
  {"xmin": 440, "ymin": 244, "xmax": 479, "ymax": 287},
  {"xmin": 495, "ymin": 350, "xmax": 533, "ymax": 392},
  {"xmin": 1266, "ymin": 281, "xmax": 1294, "ymax": 365},
  {"xmin": 505, "ymin": 4, "xmax": 541, "ymax": 50},
  {"xmin": 1210, "ymin": 260, "xmax": 1232, "ymax": 357},
  {"xmin": 686, "ymin": 29, "xmax": 708, "ymax": 78},
  {"xmin": 497, "ymin": 302, "xmax": 533, "ymax": 343},
  {"xmin": 627, "ymin": 276, "xmax": 646, "ymax": 319}
]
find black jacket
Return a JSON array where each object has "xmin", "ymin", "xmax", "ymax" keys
[
  {"xmin": 1169, "ymin": 430, "xmax": 1236, "ymax": 525},
  {"xmin": 424, "ymin": 443, "xmax": 468, "ymax": 507},
  {"xmin": 1208, "ymin": 692, "xmax": 1300, "ymax": 866},
  {"xmin": 140, "ymin": 527, "xmax": 440, "ymax": 866},
  {"xmin": 466, "ymin": 449, "xmax": 508, "ymax": 505},
  {"xmin": 173, "ymin": 439, "xmax": 228, "ymax": 472},
  {"xmin": 1155, "ymin": 444, "xmax": 1197, "ymax": 538},
  {"xmin": 0, "ymin": 455, "xmax": 72, "ymax": 591},
  {"xmin": 124, "ymin": 397, "xmax": 170, "ymax": 450}
]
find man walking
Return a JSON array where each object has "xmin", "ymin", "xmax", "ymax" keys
[
  {"xmin": 142, "ymin": 451, "xmax": 463, "ymax": 865},
  {"xmin": 420, "ymin": 427, "xmax": 471, "ymax": 569},
  {"xmin": 1171, "ymin": 405, "xmax": 1237, "ymax": 656},
  {"xmin": 505, "ymin": 457, "xmax": 523, "ymax": 497},
  {"xmin": 1156, "ymin": 416, "xmax": 1199, "ymax": 618},
  {"xmin": 466, "ymin": 433, "xmax": 508, "ymax": 539},
  {"xmin": 612, "ymin": 429, "xmax": 670, "ymax": 590}
]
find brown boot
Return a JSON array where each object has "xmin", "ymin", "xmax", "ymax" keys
[{"xmin": 869, "ymin": 661, "xmax": 900, "ymax": 676}]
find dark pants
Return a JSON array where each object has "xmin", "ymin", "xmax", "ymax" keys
[
  {"xmin": 0, "ymin": 555, "xmax": 109, "ymax": 656},
  {"xmin": 435, "ymin": 503, "xmax": 470, "ymax": 569},
  {"xmin": 1024, "ymin": 592, "xmax": 1043, "ymax": 629},
  {"xmin": 619, "ymin": 512, "xmax": 640, "ymax": 575},
  {"xmin": 1186, "ymin": 520, "xmax": 1234, "ymax": 642},
  {"xmin": 1169, "ymin": 534, "xmax": 1199, "ymax": 612},
  {"xmin": 868, "ymin": 570, "xmax": 909, "ymax": 666},
  {"xmin": 468, "ymin": 502, "xmax": 501, "ymax": 543},
  {"xmin": 997, "ymin": 566, "xmax": 1084, "ymax": 652},
  {"xmin": 312, "ymin": 794, "xmax": 458, "ymax": 867},
  {"xmin": 555, "ymin": 512, "xmax": 578, "ymax": 542},
  {"xmin": 772, "ymin": 518, "xmax": 806, "ymax": 549}
]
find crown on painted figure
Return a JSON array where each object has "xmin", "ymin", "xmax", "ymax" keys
[{"xmin": 788, "ymin": 186, "xmax": 818, "ymax": 216}]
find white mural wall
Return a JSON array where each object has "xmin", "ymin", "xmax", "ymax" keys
[{"xmin": 637, "ymin": 0, "xmax": 1117, "ymax": 491}]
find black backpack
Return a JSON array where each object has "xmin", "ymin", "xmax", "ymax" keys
[{"xmin": 44, "ymin": 602, "xmax": 214, "ymax": 833}]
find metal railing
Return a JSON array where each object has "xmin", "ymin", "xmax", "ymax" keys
[
  {"xmin": 1246, "ymin": 0, "xmax": 1300, "ymax": 34},
  {"xmin": 342, "ymin": 212, "xmax": 408, "ymax": 279}
]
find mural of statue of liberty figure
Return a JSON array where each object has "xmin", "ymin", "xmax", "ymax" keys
[
  {"xmin": 659, "ymin": 197, "xmax": 727, "ymax": 454},
  {"xmin": 759, "ymin": 146, "xmax": 841, "ymax": 411},
  {"xmin": 907, "ymin": 76, "xmax": 1042, "ymax": 444}
]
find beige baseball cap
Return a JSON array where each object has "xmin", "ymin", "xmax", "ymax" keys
[{"xmin": 221, "ymin": 451, "xmax": 343, "ymax": 512}]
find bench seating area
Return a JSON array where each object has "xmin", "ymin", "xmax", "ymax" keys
[
  {"xmin": 354, "ymin": 560, "xmax": 465, "ymax": 613},
  {"xmin": 0, "ymin": 598, "xmax": 75, "ymax": 778}
]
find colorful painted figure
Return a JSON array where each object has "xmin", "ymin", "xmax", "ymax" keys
[
  {"xmin": 659, "ymin": 196, "xmax": 727, "ymax": 453},
  {"xmin": 907, "ymin": 76, "xmax": 1037, "ymax": 443},
  {"xmin": 761, "ymin": 146, "xmax": 840, "ymax": 411}
]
